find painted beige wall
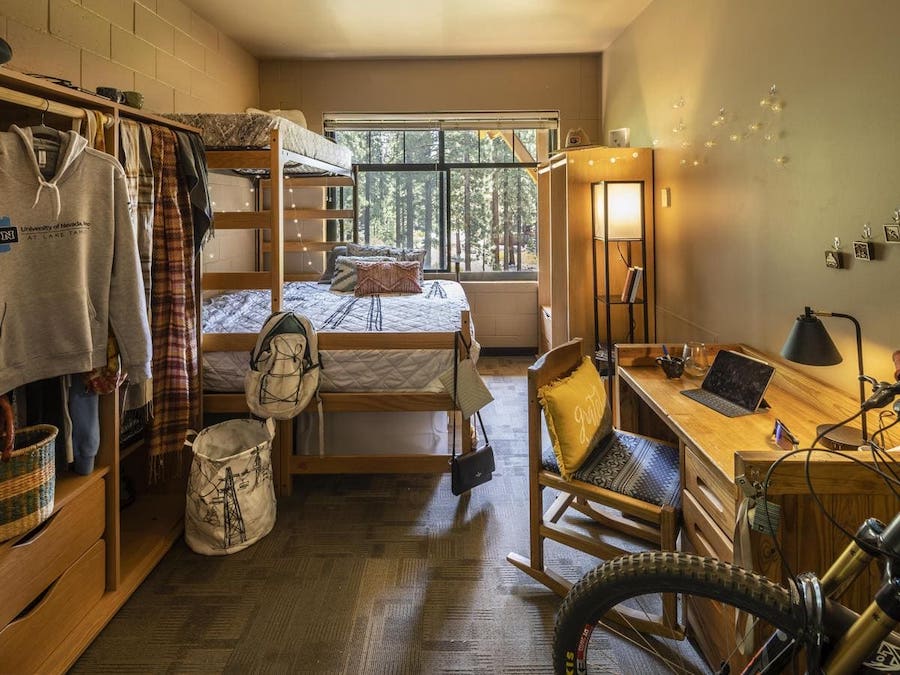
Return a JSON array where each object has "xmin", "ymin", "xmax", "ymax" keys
[
  {"xmin": 259, "ymin": 54, "xmax": 600, "ymax": 141},
  {"xmin": 259, "ymin": 54, "xmax": 592, "ymax": 350},
  {"xmin": 0, "ymin": 0, "xmax": 258, "ymax": 113},
  {"xmin": 603, "ymin": 0, "xmax": 900, "ymax": 391}
]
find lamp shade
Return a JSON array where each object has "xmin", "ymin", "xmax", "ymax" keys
[
  {"xmin": 593, "ymin": 181, "xmax": 643, "ymax": 240},
  {"xmin": 780, "ymin": 309, "xmax": 842, "ymax": 366}
]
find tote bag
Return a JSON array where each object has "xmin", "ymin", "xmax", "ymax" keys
[{"xmin": 185, "ymin": 418, "xmax": 277, "ymax": 555}]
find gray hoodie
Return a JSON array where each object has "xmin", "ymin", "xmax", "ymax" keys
[{"xmin": 0, "ymin": 125, "xmax": 151, "ymax": 394}]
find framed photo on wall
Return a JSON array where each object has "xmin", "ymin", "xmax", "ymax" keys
[{"xmin": 884, "ymin": 224, "xmax": 900, "ymax": 243}]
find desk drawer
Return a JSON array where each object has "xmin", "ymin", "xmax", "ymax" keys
[
  {"xmin": 684, "ymin": 444, "xmax": 736, "ymax": 538},
  {"xmin": 0, "ymin": 539, "xmax": 106, "ymax": 674},
  {"xmin": 0, "ymin": 477, "xmax": 105, "ymax": 627},
  {"xmin": 683, "ymin": 490, "xmax": 733, "ymax": 563}
]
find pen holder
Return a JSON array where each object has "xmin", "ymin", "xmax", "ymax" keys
[{"xmin": 656, "ymin": 356, "xmax": 685, "ymax": 379}]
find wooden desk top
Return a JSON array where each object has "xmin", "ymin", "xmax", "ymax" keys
[{"xmin": 615, "ymin": 344, "xmax": 864, "ymax": 484}]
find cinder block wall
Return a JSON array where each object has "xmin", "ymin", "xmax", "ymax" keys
[
  {"xmin": 0, "ymin": 0, "xmax": 259, "ymax": 113},
  {"xmin": 462, "ymin": 281, "xmax": 538, "ymax": 351}
]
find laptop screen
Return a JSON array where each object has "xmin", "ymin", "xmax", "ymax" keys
[{"xmin": 701, "ymin": 350, "xmax": 776, "ymax": 412}]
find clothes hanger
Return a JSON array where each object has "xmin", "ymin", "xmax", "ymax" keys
[{"xmin": 30, "ymin": 99, "xmax": 63, "ymax": 144}]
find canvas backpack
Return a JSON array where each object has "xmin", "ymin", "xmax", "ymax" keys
[{"xmin": 245, "ymin": 311, "xmax": 321, "ymax": 420}]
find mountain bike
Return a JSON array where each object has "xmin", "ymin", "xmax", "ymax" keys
[{"xmin": 552, "ymin": 369, "xmax": 900, "ymax": 674}]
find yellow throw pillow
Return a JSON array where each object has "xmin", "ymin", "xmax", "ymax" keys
[{"xmin": 538, "ymin": 356, "xmax": 613, "ymax": 480}]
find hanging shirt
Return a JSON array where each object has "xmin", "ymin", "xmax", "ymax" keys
[{"xmin": 0, "ymin": 125, "xmax": 152, "ymax": 394}]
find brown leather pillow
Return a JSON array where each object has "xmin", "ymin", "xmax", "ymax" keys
[{"xmin": 354, "ymin": 260, "xmax": 422, "ymax": 296}]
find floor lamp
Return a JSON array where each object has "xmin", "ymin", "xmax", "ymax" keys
[{"xmin": 780, "ymin": 306, "xmax": 868, "ymax": 449}]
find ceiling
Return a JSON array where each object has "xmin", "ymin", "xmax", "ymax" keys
[{"xmin": 180, "ymin": 0, "xmax": 652, "ymax": 59}]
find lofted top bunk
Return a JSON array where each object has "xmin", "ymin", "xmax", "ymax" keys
[{"xmin": 164, "ymin": 110, "xmax": 353, "ymax": 176}]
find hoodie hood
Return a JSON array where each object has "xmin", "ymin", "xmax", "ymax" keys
[{"xmin": 10, "ymin": 125, "xmax": 88, "ymax": 220}]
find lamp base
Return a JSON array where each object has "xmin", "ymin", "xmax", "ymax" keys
[{"xmin": 816, "ymin": 423, "xmax": 866, "ymax": 451}]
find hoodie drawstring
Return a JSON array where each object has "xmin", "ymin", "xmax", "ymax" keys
[{"xmin": 32, "ymin": 179, "xmax": 62, "ymax": 220}]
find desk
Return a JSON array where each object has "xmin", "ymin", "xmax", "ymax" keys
[{"xmin": 614, "ymin": 343, "xmax": 899, "ymax": 667}]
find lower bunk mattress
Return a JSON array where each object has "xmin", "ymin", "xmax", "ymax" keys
[{"xmin": 202, "ymin": 280, "xmax": 477, "ymax": 393}]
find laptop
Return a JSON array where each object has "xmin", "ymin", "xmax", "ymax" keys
[{"xmin": 681, "ymin": 350, "xmax": 776, "ymax": 417}]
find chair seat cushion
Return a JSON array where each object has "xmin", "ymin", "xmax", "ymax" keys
[{"xmin": 543, "ymin": 431, "xmax": 681, "ymax": 509}]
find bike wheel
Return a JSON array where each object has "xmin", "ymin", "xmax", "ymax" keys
[{"xmin": 553, "ymin": 551, "xmax": 806, "ymax": 674}]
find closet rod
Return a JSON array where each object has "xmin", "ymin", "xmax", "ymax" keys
[{"xmin": 0, "ymin": 84, "xmax": 93, "ymax": 121}]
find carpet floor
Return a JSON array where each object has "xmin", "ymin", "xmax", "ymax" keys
[{"xmin": 71, "ymin": 357, "xmax": 619, "ymax": 674}]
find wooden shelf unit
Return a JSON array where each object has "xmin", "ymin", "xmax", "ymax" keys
[
  {"xmin": 0, "ymin": 69, "xmax": 196, "ymax": 674},
  {"xmin": 536, "ymin": 146, "xmax": 656, "ymax": 359}
]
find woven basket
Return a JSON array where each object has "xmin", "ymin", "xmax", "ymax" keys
[{"xmin": 0, "ymin": 424, "xmax": 58, "ymax": 542}]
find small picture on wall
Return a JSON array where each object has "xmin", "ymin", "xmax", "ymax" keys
[
  {"xmin": 824, "ymin": 250, "xmax": 843, "ymax": 269},
  {"xmin": 853, "ymin": 240, "xmax": 874, "ymax": 261},
  {"xmin": 884, "ymin": 224, "xmax": 900, "ymax": 243}
]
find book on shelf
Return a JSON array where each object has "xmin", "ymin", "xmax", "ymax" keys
[
  {"xmin": 620, "ymin": 266, "xmax": 636, "ymax": 302},
  {"xmin": 620, "ymin": 266, "xmax": 643, "ymax": 303},
  {"xmin": 628, "ymin": 266, "xmax": 644, "ymax": 303}
]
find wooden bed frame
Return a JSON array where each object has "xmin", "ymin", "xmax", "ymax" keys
[{"xmin": 201, "ymin": 127, "xmax": 473, "ymax": 496}]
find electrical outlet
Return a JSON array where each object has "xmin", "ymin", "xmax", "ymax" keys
[{"xmin": 608, "ymin": 128, "xmax": 630, "ymax": 148}]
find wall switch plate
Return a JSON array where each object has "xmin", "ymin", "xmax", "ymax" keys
[
  {"xmin": 661, "ymin": 187, "xmax": 671, "ymax": 208},
  {"xmin": 609, "ymin": 128, "xmax": 630, "ymax": 147}
]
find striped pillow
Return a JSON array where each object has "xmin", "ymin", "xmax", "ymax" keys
[
  {"xmin": 330, "ymin": 255, "xmax": 395, "ymax": 292},
  {"xmin": 354, "ymin": 260, "xmax": 422, "ymax": 296}
]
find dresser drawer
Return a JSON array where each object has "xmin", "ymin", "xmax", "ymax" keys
[
  {"xmin": 683, "ymin": 490, "xmax": 733, "ymax": 563},
  {"xmin": 0, "ymin": 539, "xmax": 105, "ymax": 674},
  {"xmin": 0, "ymin": 477, "xmax": 105, "ymax": 627},
  {"xmin": 684, "ymin": 444, "xmax": 736, "ymax": 538}
]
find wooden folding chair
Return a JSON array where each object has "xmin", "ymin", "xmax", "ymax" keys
[{"xmin": 507, "ymin": 339, "xmax": 682, "ymax": 618}]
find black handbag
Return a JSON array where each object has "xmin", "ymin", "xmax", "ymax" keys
[{"xmin": 449, "ymin": 336, "xmax": 495, "ymax": 496}]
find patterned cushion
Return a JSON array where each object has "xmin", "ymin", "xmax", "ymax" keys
[
  {"xmin": 330, "ymin": 255, "xmax": 395, "ymax": 292},
  {"xmin": 318, "ymin": 245, "xmax": 348, "ymax": 284},
  {"xmin": 537, "ymin": 357, "xmax": 613, "ymax": 479},
  {"xmin": 355, "ymin": 261, "xmax": 422, "ymax": 296},
  {"xmin": 542, "ymin": 432, "xmax": 681, "ymax": 508},
  {"xmin": 348, "ymin": 243, "xmax": 426, "ymax": 282}
]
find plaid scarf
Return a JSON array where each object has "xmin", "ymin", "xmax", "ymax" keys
[{"xmin": 147, "ymin": 125, "xmax": 198, "ymax": 480}]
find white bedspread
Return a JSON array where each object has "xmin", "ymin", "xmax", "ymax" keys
[{"xmin": 202, "ymin": 280, "xmax": 477, "ymax": 393}]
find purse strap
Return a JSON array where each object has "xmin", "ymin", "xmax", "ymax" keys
[{"xmin": 450, "ymin": 332, "xmax": 489, "ymax": 461}]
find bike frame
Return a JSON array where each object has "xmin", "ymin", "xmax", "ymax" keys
[{"xmin": 744, "ymin": 514, "xmax": 900, "ymax": 674}]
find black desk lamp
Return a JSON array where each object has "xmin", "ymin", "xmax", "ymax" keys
[{"xmin": 781, "ymin": 307, "xmax": 867, "ymax": 449}]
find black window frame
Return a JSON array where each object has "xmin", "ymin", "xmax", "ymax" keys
[{"xmin": 326, "ymin": 127, "xmax": 554, "ymax": 275}]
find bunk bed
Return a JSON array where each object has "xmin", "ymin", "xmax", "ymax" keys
[{"xmin": 170, "ymin": 112, "xmax": 477, "ymax": 495}]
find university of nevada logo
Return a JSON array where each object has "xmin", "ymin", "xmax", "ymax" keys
[{"xmin": 0, "ymin": 216, "xmax": 17, "ymax": 254}]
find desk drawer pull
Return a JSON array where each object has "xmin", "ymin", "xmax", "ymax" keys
[
  {"xmin": 692, "ymin": 523, "xmax": 716, "ymax": 558},
  {"xmin": 694, "ymin": 474, "xmax": 725, "ymax": 514}
]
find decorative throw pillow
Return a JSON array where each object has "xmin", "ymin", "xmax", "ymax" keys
[
  {"xmin": 318, "ymin": 245, "xmax": 348, "ymax": 284},
  {"xmin": 330, "ymin": 255, "xmax": 395, "ymax": 292},
  {"xmin": 354, "ymin": 261, "xmax": 422, "ymax": 296},
  {"xmin": 347, "ymin": 243, "xmax": 426, "ymax": 282},
  {"xmin": 537, "ymin": 356, "xmax": 613, "ymax": 480}
]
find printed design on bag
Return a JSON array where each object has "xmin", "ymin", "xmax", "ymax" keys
[
  {"xmin": 187, "ymin": 444, "xmax": 273, "ymax": 550},
  {"xmin": 0, "ymin": 217, "xmax": 17, "ymax": 253}
]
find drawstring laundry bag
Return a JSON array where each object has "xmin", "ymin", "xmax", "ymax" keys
[{"xmin": 185, "ymin": 417, "xmax": 276, "ymax": 555}]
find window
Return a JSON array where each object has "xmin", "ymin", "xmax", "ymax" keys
[{"xmin": 326, "ymin": 112, "xmax": 557, "ymax": 275}]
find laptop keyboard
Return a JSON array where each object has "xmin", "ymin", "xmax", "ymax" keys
[{"xmin": 681, "ymin": 388, "xmax": 752, "ymax": 418}]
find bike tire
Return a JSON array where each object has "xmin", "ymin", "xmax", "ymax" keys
[{"xmin": 553, "ymin": 551, "xmax": 806, "ymax": 674}]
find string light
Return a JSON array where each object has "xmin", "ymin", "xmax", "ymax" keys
[{"xmin": 711, "ymin": 106, "xmax": 727, "ymax": 127}]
